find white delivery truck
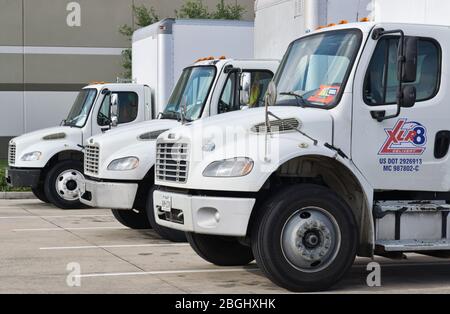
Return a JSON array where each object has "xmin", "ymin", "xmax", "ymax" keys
[
  {"xmin": 153, "ymin": 6, "xmax": 450, "ymax": 291},
  {"xmin": 80, "ymin": 57, "xmax": 279, "ymax": 242},
  {"xmin": 6, "ymin": 18, "xmax": 255, "ymax": 209}
]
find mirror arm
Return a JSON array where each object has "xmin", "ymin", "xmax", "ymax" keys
[{"xmin": 371, "ymin": 29, "xmax": 407, "ymax": 123}]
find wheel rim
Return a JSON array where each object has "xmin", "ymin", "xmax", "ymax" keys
[
  {"xmin": 281, "ymin": 206, "xmax": 341, "ymax": 273},
  {"xmin": 54, "ymin": 169, "xmax": 84, "ymax": 201}
]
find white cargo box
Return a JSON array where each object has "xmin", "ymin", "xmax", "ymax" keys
[
  {"xmin": 373, "ymin": 0, "xmax": 450, "ymax": 26},
  {"xmin": 132, "ymin": 19, "xmax": 255, "ymax": 114},
  {"xmin": 254, "ymin": 0, "xmax": 371, "ymax": 59}
]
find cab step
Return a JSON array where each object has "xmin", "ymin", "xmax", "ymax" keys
[
  {"xmin": 374, "ymin": 200, "xmax": 450, "ymax": 253},
  {"xmin": 376, "ymin": 239, "xmax": 450, "ymax": 252}
]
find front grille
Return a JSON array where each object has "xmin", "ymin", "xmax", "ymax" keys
[
  {"xmin": 8, "ymin": 143, "xmax": 16, "ymax": 165},
  {"xmin": 156, "ymin": 142, "xmax": 189, "ymax": 183},
  {"xmin": 84, "ymin": 145, "xmax": 100, "ymax": 175},
  {"xmin": 251, "ymin": 118, "xmax": 301, "ymax": 133}
]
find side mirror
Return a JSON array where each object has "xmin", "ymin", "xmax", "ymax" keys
[
  {"xmin": 398, "ymin": 37, "xmax": 418, "ymax": 83},
  {"xmin": 240, "ymin": 72, "xmax": 251, "ymax": 106},
  {"xmin": 110, "ymin": 94, "xmax": 119, "ymax": 127},
  {"xmin": 400, "ymin": 85, "xmax": 416, "ymax": 108}
]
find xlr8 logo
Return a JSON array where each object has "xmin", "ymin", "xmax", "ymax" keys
[{"xmin": 379, "ymin": 119, "xmax": 427, "ymax": 155}]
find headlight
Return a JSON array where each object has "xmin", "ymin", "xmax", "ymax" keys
[
  {"xmin": 203, "ymin": 157, "xmax": 254, "ymax": 177},
  {"xmin": 107, "ymin": 157, "xmax": 139, "ymax": 171},
  {"xmin": 21, "ymin": 151, "xmax": 42, "ymax": 161}
]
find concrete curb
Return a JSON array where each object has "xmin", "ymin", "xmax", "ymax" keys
[{"xmin": 0, "ymin": 192, "xmax": 36, "ymax": 200}]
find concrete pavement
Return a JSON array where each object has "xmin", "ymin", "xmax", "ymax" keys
[{"xmin": 1, "ymin": 199, "xmax": 450, "ymax": 294}]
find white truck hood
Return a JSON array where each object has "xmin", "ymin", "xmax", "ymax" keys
[
  {"xmin": 156, "ymin": 106, "xmax": 334, "ymax": 192},
  {"xmin": 10, "ymin": 126, "xmax": 83, "ymax": 168},
  {"xmin": 85, "ymin": 119, "xmax": 180, "ymax": 180},
  {"xmin": 161, "ymin": 106, "xmax": 333, "ymax": 145}
]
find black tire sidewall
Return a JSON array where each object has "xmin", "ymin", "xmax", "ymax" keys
[
  {"xmin": 31, "ymin": 184, "xmax": 50, "ymax": 203},
  {"xmin": 44, "ymin": 160, "xmax": 85, "ymax": 209},
  {"xmin": 186, "ymin": 233, "xmax": 254, "ymax": 266},
  {"xmin": 111, "ymin": 209, "xmax": 151, "ymax": 230},
  {"xmin": 252, "ymin": 184, "xmax": 358, "ymax": 292},
  {"xmin": 145, "ymin": 187, "xmax": 187, "ymax": 243}
]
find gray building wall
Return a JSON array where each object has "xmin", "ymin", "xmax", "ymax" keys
[{"xmin": 0, "ymin": 0, "xmax": 255, "ymax": 159}]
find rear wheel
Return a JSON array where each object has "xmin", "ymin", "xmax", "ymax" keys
[
  {"xmin": 31, "ymin": 184, "xmax": 50, "ymax": 203},
  {"xmin": 145, "ymin": 187, "xmax": 186, "ymax": 242},
  {"xmin": 44, "ymin": 160, "xmax": 86, "ymax": 209},
  {"xmin": 251, "ymin": 184, "xmax": 357, "ymax": 292},
  {"xmin": 111, "ymin": 209, "xmax": 151, "ymax": 230},
  {"xmin": 187, "ymin": 233, "xmax": 254, "ymax": 266}
]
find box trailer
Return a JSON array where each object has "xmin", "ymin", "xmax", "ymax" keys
[
  {"xmin": 254, "ymin": 0, "xmax": 371, "ymax": 59},
  {"xmin": 133, "ymin": 18, "xmax": 255, "ymax": 115},
  {"xmin": 372, "ymin": 0, "xmax": 450, "ymax": 25}
]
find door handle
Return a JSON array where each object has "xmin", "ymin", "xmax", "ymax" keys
[{"xmin": 435, "ymin": 131, "xmax": 450, "ymax": 159}]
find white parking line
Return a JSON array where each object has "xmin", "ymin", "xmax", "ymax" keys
[
  {"xmin": 0, "ymin": 214, "xmax": 113, "ymax": 219},
  {"xmin": 40, "ymin": 243, "xmax": 190, "ymax": 250},
  {"xmin": 13, "ymin": 226, "xmax": 128, "ymax": 232},
  {"xmin": 78, "ymin": 267, "xmax": 260, "ymax": 278}
]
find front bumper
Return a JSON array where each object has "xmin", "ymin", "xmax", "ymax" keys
[
  {"xmin": 5, "ymin": 167, "xmax": 41, "ymax": 188},
  {"xmin": 153, "ymin": 189, "xmax": 256, "ymax": 237},
  {"xmin": 80, "ymin": 179, "xmax": 138, "ymax": 210}
]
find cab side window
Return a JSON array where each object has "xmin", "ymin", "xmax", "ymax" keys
[
  {"xmin": 247, "ymin": 71, "xmax": 273, "ymax": 108},
  {"xmin": 97, "ymin": 92, "xmax": 139, "ymax": 126},
  {"xmin": 364, "ymin": 37, "xmax": 440, "ymax": 106},
  {"xmin": 218, "ymin": 72, "xmax": 237, "ymax": 113},
  {"xmin": 218, "ymin": 70, "xmax": 273, "ymax": 114}
]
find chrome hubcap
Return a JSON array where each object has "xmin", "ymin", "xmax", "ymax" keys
[
  {"xmin": 281, "ymin": 207, "xmax": 341, "ymax": 273},
  {"xmin": 55, "ymin": 169, "xmax": 84, "ymax": 201}
]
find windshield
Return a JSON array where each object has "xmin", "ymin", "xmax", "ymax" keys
[
  {"xmin": 64, "ymin": 89, "xmax": 98, "ymax": 127},
  {"xmin": 162, "ymin": 66, "xmax": 216, "ymax": 121},
  {"xmin": 275, "ymin": 29, "xmax": 362, "ymax": 108}
]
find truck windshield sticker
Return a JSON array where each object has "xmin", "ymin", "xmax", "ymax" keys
[
  {"xmin": 378, "ymin": 119, "xmax": 427, "ymax": 173},
  {"xmin": 307, "ymin": 85, "xmax": 341, "ymax": 105}
]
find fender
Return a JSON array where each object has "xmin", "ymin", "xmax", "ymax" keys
[
  {"xmin": 12, "ymin": 140, "xmax": 83, "ymax": 169},
  {"xmin": 254, "ymin": 140, "xmax": 375, "ymax": 256}
]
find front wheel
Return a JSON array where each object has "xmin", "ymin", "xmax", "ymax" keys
[
  {"xmin": 44, "ymin": 160, "xmax": 86, "ymax": 209},
  {"xmin": 187, "ymin": 233, "xmax": 254, "ymax": 266},
  {"xmin": 251, "ymin": 184, "xmax": 357, "ymax": 292},
  {"xmin": 111, "ymin": 209, "xmax": 151, "ymax": 230},
  {"xmin": 32, "ymin": 184, "xmax": 50, "ymax": 203},
  {"xmin": 145, "ymin": 187, "xmax": 186, "ymax": 242}
]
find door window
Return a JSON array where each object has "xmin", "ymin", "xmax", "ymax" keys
[
  {"xmin": 97, "ymin": 92, "xmax": 139, "ymax": 126},
  {"xmin": 364, "ymin": 37, "xmax": 440, "ymax": 106},
  {"xmin": 218, "ymin": 70, "xmax": 273, "ymax": 113}
]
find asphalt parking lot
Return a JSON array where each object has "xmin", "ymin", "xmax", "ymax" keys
[{"xmin": 1, "ymin": 199, "xmax": 450, "ymax": 294}]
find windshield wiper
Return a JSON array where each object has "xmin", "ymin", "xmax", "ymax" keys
[
  {"xmin": 160, "ymin": 110, "xmax": 193, "ymax": 123},
  {"xmin": 279, "ymin": 91, "xmax": 313, "ymax": 107}
]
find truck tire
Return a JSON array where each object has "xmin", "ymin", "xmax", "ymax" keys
[
  {"xmin": 186, "ymin": 233, "xmax": 254, "ymax": 266},
  {"xmin": 145, "ymin": 187, "xmax": 186, "ymax": 243},
  {"xmin": 111, "ymin": 209, "xmax": 151, "ymax": 230},
  {"xmin": 44, "ymin": 160, "xmax": 86, "ymax": 210},
  {"xmin": 251, "ymin": 184, "xmax": 357, "ymax": 292},
  {"xmin": 31, "ymin": 185, "xmax": 50, "ymax": 203}
]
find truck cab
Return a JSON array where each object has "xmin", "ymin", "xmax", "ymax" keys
[
  {"xmin": 80, "ymin": 58, "xmax": 279, "ymax": 241},
  {"xmin": 153, "ymin": 21, "xmax": 449, "ymax": 291},
  {"xmin": 6, "ymin": 83, "xmax": 153, "ymax": 209}
]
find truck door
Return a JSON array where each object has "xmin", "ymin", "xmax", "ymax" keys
[
  {"xmin": 351, "ymin": 24, "xmax": 447, "ymax": 191},
  {"xmin": 91, "ymin": 87, "xmax": 144, "ymax": 136}
]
